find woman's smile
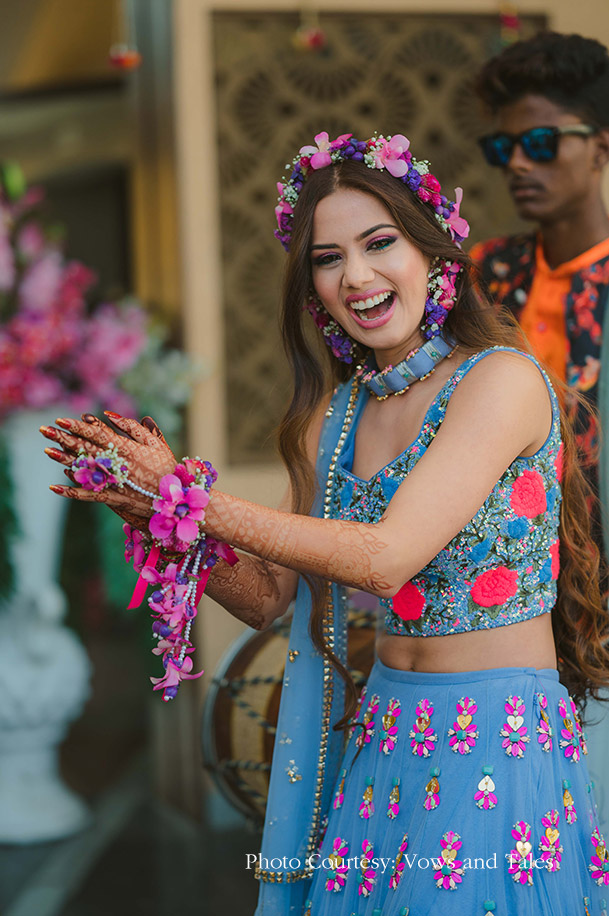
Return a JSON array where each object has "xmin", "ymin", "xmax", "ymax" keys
[{"xmin": 346, "ymin": 289, "xmax": 396, "ymax": 327}]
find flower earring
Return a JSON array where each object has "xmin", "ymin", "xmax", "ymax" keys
[
  {"xmin": 304, "ymin": 293, "xmax": 360, "ymax": 364},
  {"xmin": 422, "ymin": 258, "xmax": 462, "ymax": 340}
]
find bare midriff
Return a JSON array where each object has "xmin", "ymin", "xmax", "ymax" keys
[{"xmin": 376, "ymin": 612, "xmax": 557, "ymax": 672}]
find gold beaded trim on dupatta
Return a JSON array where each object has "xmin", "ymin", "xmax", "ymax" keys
[{"xmin": 256, "ymin": 376, "xmax": 361, "ymax": 883}]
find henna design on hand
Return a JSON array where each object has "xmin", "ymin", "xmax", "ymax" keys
[
  {"xmin": 206, "ymin": 555, "xmax": 284, "ymax": 630},
  {"xmin": 41, "ymin": 414, "xmax": 177, "ymax": 519}
]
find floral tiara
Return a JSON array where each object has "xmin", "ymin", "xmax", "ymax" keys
[{"xmin": 274, "ymin": 132, "xmax": 470, "ymax": 252}]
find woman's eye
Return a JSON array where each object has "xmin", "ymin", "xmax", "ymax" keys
[
  {"xmin": 368, "ymin": 236, "xmax": 396, "ymax": 252},
  {"xmin": 313, "ymin": 253, "xmax": 340, "ymax": 267}
]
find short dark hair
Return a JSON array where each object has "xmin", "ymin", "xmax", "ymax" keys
[{"xmin": 475, "ymin": 31, "xmax": 609, "ymax": 128}]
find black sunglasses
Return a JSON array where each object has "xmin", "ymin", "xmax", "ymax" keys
[{"xmin": 478, "ymin": 124, "xmax": 597, "ymax": 167}]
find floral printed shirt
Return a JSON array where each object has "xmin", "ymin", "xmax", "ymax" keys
[
  {"xmin": 330, "ymin": 348, "xmax": 562, "ymax": 637},
  {"xmin": 470, "ymin": 234, "xmax": 609, "ymax": 471}
]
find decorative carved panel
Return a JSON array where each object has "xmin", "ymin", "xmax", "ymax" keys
[{"xmin": 213, "ymin": 13, "xmax": 545, "ymax": 463}]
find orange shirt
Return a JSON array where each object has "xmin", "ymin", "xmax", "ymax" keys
[{"xmin": 520, "ymin": 236, "xmax": 609, "ymax": 382}]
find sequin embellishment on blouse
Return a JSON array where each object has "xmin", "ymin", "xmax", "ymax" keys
[{"xmin": 331, "ymin": 348, "xmax": 562, "ymax": 637}]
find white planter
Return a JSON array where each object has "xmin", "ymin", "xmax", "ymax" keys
[{"xmin": 0, "ymin": 408, "xmax": 92, "ymax": 843}]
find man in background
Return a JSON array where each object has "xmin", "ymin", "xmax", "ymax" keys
[{"xmin": 471, "ymin": 32, "xmax": 609, "ymax": 490}]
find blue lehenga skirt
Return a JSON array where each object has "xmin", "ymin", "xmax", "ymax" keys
[{"xmin": 304, "ymin": 661, "xmax": 608, "ymax": 916}]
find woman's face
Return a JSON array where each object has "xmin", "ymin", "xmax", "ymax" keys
[{"xmin": 310, "ymin": 188, "xmax": 430, "ymax": 367}]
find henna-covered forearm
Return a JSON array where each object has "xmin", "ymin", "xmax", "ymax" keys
[
  {"xmin": 204, "ymin": 552, "xmax": 292, "ymax": 630},
  {"xmin": 204, "ymin": 491, "xmax": 397, "ymax": 596}
]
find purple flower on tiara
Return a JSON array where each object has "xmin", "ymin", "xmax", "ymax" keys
[
  {"xmin": 372, "ymin": 134, "xmax": 411, "ymax": 177},
  {"xmin": 406, "ymin": 170, "xmax": 422, "ymax": 191},
  {"xmin": 299, "ymin": 131, "xmax": 353, "ymax": 169}
]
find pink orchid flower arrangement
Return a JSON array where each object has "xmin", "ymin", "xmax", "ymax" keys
[{"xmin": 123, "ymin": 458, "xmax": 238, "ymax": 701}]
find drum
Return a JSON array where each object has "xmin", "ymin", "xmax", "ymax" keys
[{"xmin": 201, "ymin": 602, "xmax": 377, "ymax": 823}]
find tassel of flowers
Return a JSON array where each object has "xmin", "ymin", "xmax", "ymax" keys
[{"xmin": 121, "ymin": 458, "xmax": 238, "ymax": 701}]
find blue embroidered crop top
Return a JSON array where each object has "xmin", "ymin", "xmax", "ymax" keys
[{"xmin": 329, "ymin": 347, "xmax": 562, "ymax": 637}]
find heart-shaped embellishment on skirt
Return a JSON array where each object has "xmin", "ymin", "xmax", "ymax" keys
[
  {"xmin": 545, "ymin": 827, "xmax": 559, "ymax": 844},
  {"xmin": 441, "ymin": 848, "xmax": 457, "ymax": 864},
  {"xmin": 507, "ymin": 715, "xmax": 524, "ymax": 730},
  {"xmin": 478, "ymin": 775, "xmax": 495, "ymax": 792},
  {"xmin": 416, "ymin": 715, "xmax": 430, "ymax": 731},
  {"xmin": 457, "ymin": 714, "xmax": 472, "ymax": 728},
  {"xmin": 516, "ymin": 840, "xmax": 532, "ymax": 858}
]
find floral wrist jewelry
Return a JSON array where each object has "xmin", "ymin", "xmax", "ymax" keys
[
  {"xmin": 127, "ymin": 458, "xmax": 237, "ymax": 701},
  {"xmin": 72, "ymin": 449, "xmax": 238, "ymax": 700},
  {"xmin": 72, "ymin": 445, "xmax": 130, "ymax": 491}
]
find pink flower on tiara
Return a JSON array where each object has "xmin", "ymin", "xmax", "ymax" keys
[
  {"xmin": 446, "ymin": 188, "xmax": 470, "ymax": 242},
  {"xmin": 299, "ymin": 131, "xmax": 352, "ymax": 169},
  {"xmin": 373, "ymin": 134, "xmax": 411, "ymax": 177}
]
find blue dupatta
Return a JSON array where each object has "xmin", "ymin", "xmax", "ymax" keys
[{"xmin": 254, "ymin": 378, "xmax": 362, "ymax": 915}]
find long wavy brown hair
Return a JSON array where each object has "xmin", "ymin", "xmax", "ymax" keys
[{"xmin": 277, "ymin": 159, "xmax": 609, "ymax": 718}]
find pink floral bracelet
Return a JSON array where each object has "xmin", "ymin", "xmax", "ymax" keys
[
  {"xmin": 128, "ymin": 459, "xmax": 238, "ymax": 701},
  {"xmin": 72, "ymin": 448, "xmax": 238, "ymax": 700}
]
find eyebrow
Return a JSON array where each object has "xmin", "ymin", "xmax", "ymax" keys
[{"xmin": 310, "ymin": 223, "xmax": 398, "ymax": 250}]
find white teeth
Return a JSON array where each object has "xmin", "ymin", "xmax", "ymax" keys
[{"xmin": 350, "ymin": 291, "xmax": 392, "ymax": 311}]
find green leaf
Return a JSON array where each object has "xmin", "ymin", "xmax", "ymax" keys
[{"xmin": 485, "ymin": 604, "xmax": 502, "ymax": 619}]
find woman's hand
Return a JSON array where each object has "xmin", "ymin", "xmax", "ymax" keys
[{"xmin": 40, "ymin": 412, "xmax": 177, "ymax": 529}]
